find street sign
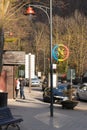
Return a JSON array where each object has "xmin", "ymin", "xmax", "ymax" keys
[{"xmin": 67, "ymin": 69, "xmax": 75, "ymax": 80}]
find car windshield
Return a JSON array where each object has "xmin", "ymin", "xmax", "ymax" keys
[
  {"xmin": 57, "ymin": 83, "xmax": 68, "ymax": 88},
  {"xmin": 55, "ymin": 83, "xmax": 68, "ymax": 92},
  {"xmin": 32, "ymin": 78, "xmax": 39, "ymax": 81},
  {"xmin": 79, "ymin": 85, "xmax": 87, "ymax": 90}
]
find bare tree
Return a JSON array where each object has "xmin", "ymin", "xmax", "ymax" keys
[{"xmin": 0, "ymin": 0, "xmax": 11, "ymax": 74}]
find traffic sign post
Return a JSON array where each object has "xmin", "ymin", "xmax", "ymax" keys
[{"xmin": 67, "ymin": 69, "xmax": 76, "ymax": 81}]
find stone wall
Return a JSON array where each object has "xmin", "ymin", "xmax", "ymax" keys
[{"xmin": 3, "ymin": 66, "xmax": 14, "ymax": 99}]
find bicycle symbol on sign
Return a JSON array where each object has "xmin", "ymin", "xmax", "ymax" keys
[{"xmin": 52, "ymin": 44, "xmax": 69, "ymax": 62}]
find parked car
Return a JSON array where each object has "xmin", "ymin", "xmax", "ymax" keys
[
  {"xmin": 76, "ymin": 83, "xmax": 87, "ymax": 100},
  {"xmin": 43, "ymin": 83, "xmax": 75, "ymax": 103},
  {"xmin": 72, "ymin": 77, "xmax": 81, "ymax": 85},
  {"xmin": 25, "ymin": 76, "xmax": 40, "ymax": 87},
  {"xmin": 31, "ymin": 77, "xmax": 40, "ymax": 87}
]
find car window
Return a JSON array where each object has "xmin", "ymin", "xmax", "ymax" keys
[
  {"xmin": 32, "ymin": 78, "xmax": 38, "ymax": 80},
  {"xmin": 79, "ymin": 85, "xmax": 87, "ymax": 90},
  {"xmin": 58, "ymin": 84, "xmax": 67, "ymax": 92}
]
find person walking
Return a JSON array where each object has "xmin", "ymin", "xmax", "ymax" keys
[
  {"xmin": 19, "ymin": 78, "xmax": 25, "ymax": 99},
  {"xmin": 15, "ymin": 78, "xmax": 20, "ymax": 98}
]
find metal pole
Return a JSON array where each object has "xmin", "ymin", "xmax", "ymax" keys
[
  {"xmin": 29, "ymin": 53, "xmax": 31, "ymax": 93},
  {"xmin": 50, "ymin": 0, "xmax": 53, "ymax": 117},
  {"xmin": 70, "ymin": 69, "xmax": 72, "ymax": 100},
  {"xmin": 44, "ymin": 49, "xmax": 45, "ymax": 74}
]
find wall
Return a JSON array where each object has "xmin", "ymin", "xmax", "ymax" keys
[{"xmin": 3, "ymin": 66, "xmax": 14, "ymax": 99}]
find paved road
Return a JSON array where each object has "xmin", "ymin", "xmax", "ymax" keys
[{"xmin": 8, "ymin": 86, "xmax": 87, "ymax": 130}]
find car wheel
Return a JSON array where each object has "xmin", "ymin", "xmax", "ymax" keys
[
  {"xmin": 43, "ymin": 96, "xmax": 51, "ymax": 103},
  {"xmin": 43, "ymin": 87, "xmax": 55, "ymax": 103},
  {"xmin": 43, "ymin": 96, "xmax": 55, "ymax": 103},
  {"xmin": 43, "ymin": 94, "xmax": 55, "ymax": 103}
]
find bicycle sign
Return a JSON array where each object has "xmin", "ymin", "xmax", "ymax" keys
[{"xmin": 52, "ymin": 44, "xmax": 69, "ymax": 62}]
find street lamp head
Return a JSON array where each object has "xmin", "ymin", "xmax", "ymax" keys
[{"xmin": 26, "ymin": 7, "xmax": 35, "ymax": 15}]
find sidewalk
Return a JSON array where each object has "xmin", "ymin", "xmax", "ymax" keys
[{"xmin": 8, "ymin": 87, "xmax": 87, "ymax": 130}]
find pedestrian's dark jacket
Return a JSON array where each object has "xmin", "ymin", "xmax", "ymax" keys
[{"xmin": 20, "ymin": 79, "xmax": 25, "ymax": 88}]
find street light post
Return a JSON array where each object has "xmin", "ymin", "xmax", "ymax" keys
[
  {"xmin": 25, "ymin": 1, "xmax": 53, "ymax": 117},
  {"xmin": 49, "ymin": 0, "xmax": 53, "ymax": 117}
]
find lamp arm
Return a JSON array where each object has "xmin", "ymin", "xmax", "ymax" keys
[{"xmin": 29, "ymin": 4, "xmax": 50, "ymax": 23}]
